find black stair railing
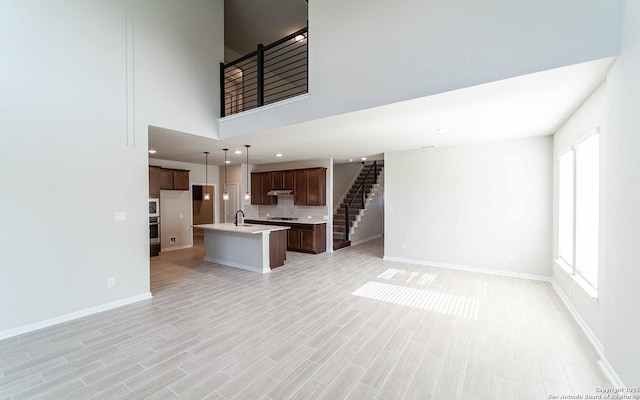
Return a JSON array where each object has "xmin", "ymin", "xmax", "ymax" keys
[
  {"xmin": 345, "ymin": 161, "xmax": 378, "ymax": 241},
  {"xmin": 221, "ymin": 27, "xmax": 308, "ymax": 117}
]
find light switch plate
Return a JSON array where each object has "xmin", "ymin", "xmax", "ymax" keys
[{"xmin": 115, "ymin": 212, "xmax": 126, "ymax": 222}]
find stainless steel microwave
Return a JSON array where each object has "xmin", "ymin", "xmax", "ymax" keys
[{"xmin": 149, "ymin": 198, "xmax": 160, "ymax": 217}]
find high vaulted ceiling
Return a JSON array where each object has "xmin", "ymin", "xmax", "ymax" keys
[
  {"xmin": 148, "ymin": 57, "xmax": 614, "ymax": 166},
  {"xmin": 224, "ymin": 0, "xmax": 308, "ymax": 58},
  {"xmin": 149, "ymin": 1, "xmax": 614, "ymax": 167}
]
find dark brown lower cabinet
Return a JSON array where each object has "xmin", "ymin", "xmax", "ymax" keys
[
  {"xmin": 269, "ymin": 230, "xmax": 287, "ymax": 269},
  {"xmin": 245, "ymin": 220, "xmax": 326, "ymax": 254},
  {"xmin": 150, "ymin": 243, "xmax": 160, "ymax": 257},
  {"xmin": 287, "ymin": 227, "xmax": 301, "ymax": 249}
]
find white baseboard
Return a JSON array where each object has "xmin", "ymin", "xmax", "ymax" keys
[
  {"xmin": 0, "ymin": 292, "xmax": 153, "ymax": 341},
  {"xmin": 382, "ymin": 256, "xmax": 551, "ymax": 282},
  {"xmin": 550, "ymin": 280, "xmax": 624, "ymax": 388},
  {"xmin": 161, "ymin": 244, "xmax": 193, "ymax": 253},
  {"xmin": 351, "ymin": 234, "xmax": 383, "ymax": 246}
]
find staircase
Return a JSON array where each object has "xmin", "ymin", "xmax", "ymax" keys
[{"xmin": 333, "ymin": 161, "xmax": 384, "ymax": 250}]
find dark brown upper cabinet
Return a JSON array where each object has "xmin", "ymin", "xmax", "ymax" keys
[
  {"xmin": 283, "ymin": 170, "xmax": 295, "ymax": 189},
  {"xmin": 149, "ymin": 166, "xmax": 160, "ymax": 198},
  {"xmin": 158, "ymin": 168, "xmax": 189, "ymax": 191},
  {"xmin": 294, "ymin": 168, "xmax": 326, "ymax": 206},
  {"xmin": 251, "ymin": 167, "xmax": 325, "ymax": 206},
  {"xmin": 250, "ymin": 172, "xmax": 277, "ymax": 205}
]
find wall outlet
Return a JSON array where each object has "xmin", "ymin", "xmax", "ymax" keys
[
  {"xmin": 179, "ymin": 213, "xmax": 183, "ymax": 219},
  {"xmin": 107, "ymin": 278, "xmax": 115, "ymax": 288},
  {"xmin": 323, "ymin": 215, "xmax": 329, "ymax": 220},
  {"xmin": 507, "ymin": 254, "xmax": 514, "ymax": 261},
  {"xmin": 170, "ymin": 236, "xmax": 177, "ymax": 244},
  {"xmin": 307, "ymin": 215, "xmax": 312, "ymax": 219},
  {"xmin": 401, "ymin": 244, "xmax": 407, "ymax": 250},
  {"xmin": 114, "ymin": 212, "xmax": 126, "ymax": 222}
]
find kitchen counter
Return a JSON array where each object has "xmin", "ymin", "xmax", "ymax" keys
[
  {"xmin": 197, "ymin": 223, "xmax": 290, "ymax": 273},
  {"xmin": 244, "ymin": 218, "xmax": 328, "ymax": 225},
  {"xmin": 197, "ymin": 222, "xmax": 291, "ymax": 234}
]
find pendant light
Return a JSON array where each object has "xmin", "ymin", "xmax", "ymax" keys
[
  {"xmin": 222, "ymin": 148, "xmax": 229, "ymax": 201},
  {"xmin": 203, "ymin": 151, "xmax": 210, "ymax": 201},
  {"xmin": 244, "ymin": 145, "xmax": 251, "ymax": 201}
]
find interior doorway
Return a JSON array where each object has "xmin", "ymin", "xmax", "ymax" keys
[
  {"xmin": 192, "ymin": 184, "xmax": 215, "ymax": 241},
  {"xmin": 223, "ymin": 183, "xmax": 240, "ymax": 223}
]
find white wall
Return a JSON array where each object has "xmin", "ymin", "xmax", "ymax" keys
[
  {"xmin": 0, "ymin": 0, "xmax": 146, "ymax": 334},
  {"xmin": 0, "ymin": 0, "xmax": 223, "ymax": 337},
  {"xmin": 159, "ymin": 191, "xmax": 192, "ymax": 250},
  {"xmin": 602, "ymin": 2, "xmax": 640, "ymax": 383},
  {"xmin": 552, "ymin": 1, "xmax": 640, "ymax": 385},
  {"xmin": 385, "ymin": 136, "xmax": 553, "ymax": 278},
  {"xmin": 134, "ymin": 0, "xmax": 223, "ymax": 141},
  {"xmin": 220, "ymin": 0, "xmax": 619, "ymax": 138}
]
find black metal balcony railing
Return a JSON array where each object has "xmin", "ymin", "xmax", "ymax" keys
[{"xmin": 221, "ymin": 27, "xmax": 308, "ymax": 117}]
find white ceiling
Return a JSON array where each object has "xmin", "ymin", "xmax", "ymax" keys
[
  {"xmin": 224, "ymin": 0, "xmax": 308, "ymax": 57},
  {"xmin": 148, "ymin": 57, "xmax": 614, "ymax": 167}
]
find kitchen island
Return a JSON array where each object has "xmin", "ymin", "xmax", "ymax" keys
[{"xmin": 197, "ymin": 223, "xmax": 290, "ymax": 273}]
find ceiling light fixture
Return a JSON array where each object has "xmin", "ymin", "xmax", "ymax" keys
[
  {"xmin": 295, "ymin": 34, "xmax": 305, "ymax": 42},
  {"xmin": 361, "ymin": 157, "xmax": 367, "ymax": 161},
  {"xmin": 275, "ymin": 153, "xmax": 283, "ymax": 158},
  {"xmin": 222, "ymin": 148, "xmax": 229, "ymax": 201},
  {"xmin": 148, "ymin": 149, "xmax": 157, "ymax": 154},
  {"xmin": 348, "ymin": 158, "xmax": 354, "ymax": 162},
  {"xmin": 234, "ymin": 150, "xmax": 242, "ymax": 155},
  {"xmin": 203, "ymin": 152, "xmax": 210, "ymax": 201},
  {"xmin": 244, "ymin": 145, "xmax": 251, "ymax": 201}
]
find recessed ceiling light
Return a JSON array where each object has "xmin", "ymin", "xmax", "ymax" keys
[
  {"xmin": 234, "ymin": 150, "xmax": 242, "ymax": 154},
  {"xmin": 148, "ymin": 149, "xmax": 157, "ymax": 154},
  {"xmin": 361, "ymin": 157, "xmax": 367, "ymax": 161},
  {"xmin": 348, "ymin": 158, "xmax": 354, "ymax": 162},
  {"xmin": 225, "ymin": 160, "xmax": 231, "ymax": 164},
  {"xmin": 295, "ymin": 34, "xmax": 306, "ymax": 42},
  {"xmin": 275, "ymin": 153, "xmax": 283, "ymax": 158},
  {"xmin": 436, "ymin": 128, "xmax": 448, "ymax": 133},
  {"xmin": 421, "ymin": 145, "xmax": 437, "ymax": 149}
]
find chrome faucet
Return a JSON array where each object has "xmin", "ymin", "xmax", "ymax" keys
[{"xmin": 234, "ymin": 210, "xmax": 245, "ymax": 226}]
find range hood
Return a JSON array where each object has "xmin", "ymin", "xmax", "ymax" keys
[{"xmin": 267, "ymin": 189, "xmax": 293, "ymax": 196}]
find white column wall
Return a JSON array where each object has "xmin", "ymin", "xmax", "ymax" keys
[{"xmin": 0, "ymin": 0, "xmax": 223, "ymax": 337}]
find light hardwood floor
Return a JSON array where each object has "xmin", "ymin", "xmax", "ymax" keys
[{"xmin": 1, "ymin": 238, "xmax": 611, "ymax": 399}]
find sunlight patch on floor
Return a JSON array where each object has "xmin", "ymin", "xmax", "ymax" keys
[
  {"xmin": 353, "ymin": 281, "xmax": 479, "ymax": 320},
  {"xmin": 377, "ymin": 268, "xmax": 437, "ymax": 286}
]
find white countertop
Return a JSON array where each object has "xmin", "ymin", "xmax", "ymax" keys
[
  {"xmin": 196, "ymin": 222, "xmax": 290, "ymax": 234},
  {"xmin": 244, "ymin": 218, "xmax": 328, "ymax": 225}
]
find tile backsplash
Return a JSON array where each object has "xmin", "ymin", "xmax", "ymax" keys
[{"xmin": 244, "ymin": 195, "xmax": 328, "ymax": 221}]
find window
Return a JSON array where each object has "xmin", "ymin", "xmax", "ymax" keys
[{"xmin": 557, "ymin": 132, "xmax": 599, "ymax": 292}]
